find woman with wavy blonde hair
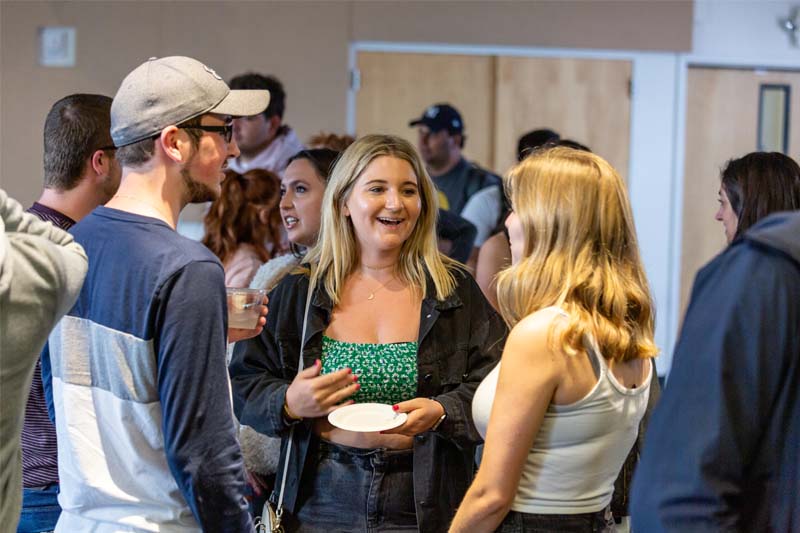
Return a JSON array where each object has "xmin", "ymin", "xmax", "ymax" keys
[
  {"xmin": 230, "ymin": 134, "xmax": 505, "ymax": 532},
  {"xmin": 451, "ymin": 147, "xmax": 657, "ymax": 533}
]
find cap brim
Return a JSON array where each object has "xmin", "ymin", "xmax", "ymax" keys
[
  {"xmin": 211, "ymin": 89, "xmax": 270, "ymax": 117},
  {"xmin": 409, "ymin": 118, "xmax": 446, "ymax": 131}
]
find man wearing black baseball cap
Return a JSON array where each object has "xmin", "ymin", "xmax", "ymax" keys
[
  {"xmin": 410, "ymin": 103, "xmax": 501, "ymax": 262},
  {"xmin": 46, "ymin": 56, "xmax": 268, "ymax": 532}
]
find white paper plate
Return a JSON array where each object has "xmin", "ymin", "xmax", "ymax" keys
[{"xmin": 327, "ymin": 403, "xmax": 408, "ymax": 432}]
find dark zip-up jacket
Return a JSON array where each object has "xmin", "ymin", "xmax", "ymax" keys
[
  {"xmin": 230, "ymin": 268, "xmax": 506, "ymax": 533},
  {"xmin": 631, "ymin": 211, "xmax": 800, "ymax": 531}
]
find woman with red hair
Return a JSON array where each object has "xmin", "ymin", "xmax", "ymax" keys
[{"xmin": 202, "ymin": 169, "xmax": 284, "ymax": 287}]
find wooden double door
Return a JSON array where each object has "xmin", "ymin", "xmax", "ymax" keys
[{"xmin": 354, "ymin": 51, "xmax": 632, "ymax": 180}]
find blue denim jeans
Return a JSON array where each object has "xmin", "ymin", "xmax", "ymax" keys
[
  {"xmin": 285, "ymin": 439, "xmax": 417, "ymax": 532},
  {"xmin": 497, "ymin": 508, "xmax": 615, "ymax": 533},
  {"xmin": 17, "ymin": 484, "xmax": 60, "ymax": 533}
]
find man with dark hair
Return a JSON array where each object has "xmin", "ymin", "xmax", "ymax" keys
[
  {"xmin": 44, "ymin": 56, "xmax": 268, "ymax": 532},
  {"xmin": 410, "ymin": 103, "xmax": 501, "ymax": 265},
  {"xmin": 31, "ymin": 94, "xmax": 120, "ymax": 225},
  {"xmin": 228, "ymin": 72, "xmax": 304, "ymax": 174},
  {"xmin": 18, "ymin": 93, "xmax": 118, "ymax": 533},
  {"xmin": 630, "ymin": 211, "xmax": 800, "ymax": 531},
  {"xmin": 516, "ymin": 128, "xmax": 560, "ymax": 161}
]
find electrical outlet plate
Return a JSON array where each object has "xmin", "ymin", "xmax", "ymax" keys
[{"xmin": 39, "ymin": 26, "xmax": 76, "ymax": 67}]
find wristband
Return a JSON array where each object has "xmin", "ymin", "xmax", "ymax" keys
[
  {"xmin": 431, "ymin": 412, "xmax": 447, "ymax": 431},
  {"xmin": 430, "ymin": 400, "xmax": 447, "ymax": 431},
  {"xmin": 283, "ymin": 401, "xmax": 302, "ymax": 421}
]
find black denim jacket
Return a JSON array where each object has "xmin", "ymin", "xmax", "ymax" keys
[{"xmin": 230, "ymin": 269, "xmax": 506, "ymax": 533}]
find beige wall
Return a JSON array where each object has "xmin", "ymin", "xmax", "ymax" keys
[
  {"xmin": 0, "ymin": 0, "xmax": 692, "ymax": 206},
  {"xmin": 351, "ymin": 0, "xmax": 692, "ymax": 51}
]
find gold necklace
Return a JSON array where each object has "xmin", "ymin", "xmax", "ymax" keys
[
  {"xmin": 112, "ymin": 194, "xmax": 173, "ymax": 224},
  {"xmin": 361, "ymin": 274, "xmax": 397, "ymax": 301},
  {"xmin": 361, "ymin": 263, "xmax": 394, "ymax": 272}
]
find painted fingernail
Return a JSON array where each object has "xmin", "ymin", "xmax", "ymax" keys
[
  {"xmin": 315, "ymin": 359, "xmax": 321, "ymax": 367},
  {"xmin": 352, "ymin": 374, "xmax": 359, "ymax": 382},
  {"xmin": 392, "ymin": 404, "xmax": 399, "ymax": 411},
  {"xmin": 346, "ymin": 367, "xmax": 352, "ymax": 374},
  {"xmin": 354, "ymin": 383, "xmax": 361, "ymax": 390}
]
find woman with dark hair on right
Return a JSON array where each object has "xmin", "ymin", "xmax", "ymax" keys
[
  {"xmin": 237, "ymin": 148, "xmax": 340, "ymax": 511},
  {"xmin": 247, "ymin": 148, "xmax": 341, "ymax": 292},
  {"xmin": 715, "ymin": 151, "xmax": 800, "ymax": 244},
  {"xmin": 450, "ymin": 147, "xmax": 657, "ymax": 532}
]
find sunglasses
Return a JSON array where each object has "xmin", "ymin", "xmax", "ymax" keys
[{"xmin": 178, "ymin": 124, "xmax": 233, "ymax": 143}]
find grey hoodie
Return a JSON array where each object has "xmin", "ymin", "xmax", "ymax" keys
[
  {"xmin": 0, "ymin": 189, "xmax": 87, "ymax": 529},
  {"xmin": 631, "ymin": 210, "xmax": 800, "ymax": 532}
]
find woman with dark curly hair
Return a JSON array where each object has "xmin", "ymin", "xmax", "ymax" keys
[{"xmin": 202, "ymin": 168, "xmax": 284, "ymax": 287}]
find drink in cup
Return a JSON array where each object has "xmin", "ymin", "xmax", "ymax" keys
[{"xmin": 226, "ymin": 288, "xmax": 266, "ymax": 329}]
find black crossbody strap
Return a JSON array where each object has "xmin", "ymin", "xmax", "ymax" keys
[{"xmin": 274, "ymin": 265, "xmax": 316, "ymax": 517}]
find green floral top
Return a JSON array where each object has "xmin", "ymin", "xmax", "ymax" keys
[{"xmin": 320, "ymin": 335, "xmax": 418, "ymax": 404}]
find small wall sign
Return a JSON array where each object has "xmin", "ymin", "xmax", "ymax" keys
[{"xmin": 39, "ymin": 26, "xmax": 76, "ymax": 67}]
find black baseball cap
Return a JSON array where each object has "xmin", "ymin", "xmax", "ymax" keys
[{"xmin": 409, "ymin": 103, "xmax": 463, "ymax": 134}]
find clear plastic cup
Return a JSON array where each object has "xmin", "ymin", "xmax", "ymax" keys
[{"xmin": 226, "ymin": 288, "xmax": 266, "ymax": 329}]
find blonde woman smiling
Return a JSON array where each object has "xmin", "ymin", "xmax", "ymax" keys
[
  {"xmin": 450, "ymin": 147, "xmax": 657, "ymax": 533},
  {"xmin": 231, "ymin": 134, "xmax": 505, "ymax": 532}
]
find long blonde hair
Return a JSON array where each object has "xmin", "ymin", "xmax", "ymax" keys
[
  {"xmin": 496, "ymin": 147, "xmax": 657, "ymax": 362},
  {"xmin": 304, "ymin": 134, "xmax": 458, "ymax": 304}
]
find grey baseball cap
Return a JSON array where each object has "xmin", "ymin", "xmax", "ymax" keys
[{"xmin": 111, "ymin": 56, "xmax": 270, "ymax": 147}]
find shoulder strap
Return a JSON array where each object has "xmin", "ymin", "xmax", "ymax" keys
[
  {"xmin": 298, "ymin": 268, "xmax": 315, "ymax": 373},
  {"xmin": 463, "ymin": 165, "xmax": 484, "ymax": 198},
  {"xmin": 581, "ymin": 332, "xmax": 605, "ymax": 379},
  {"xmin": 464, "ymin": 164, "xmax": 502, "ymax": 203},
  {"xmin": 275, "ymin": 265, "xmax": 316, "ymax": 515}
]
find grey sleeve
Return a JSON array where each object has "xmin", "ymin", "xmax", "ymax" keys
[
  {"xmin": 1, "ymin": 189, "xmax": 87, "ymax": 342},
  {"xmin": 0, "ymin": 189, "xmax": 87, "ymax": 528},
  {"xmin": 460, "ymin": 186, "xmax": 502, "ymax": 247}
]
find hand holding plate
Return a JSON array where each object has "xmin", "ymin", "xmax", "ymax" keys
[{"xmin": 380, "ymin": 398, "xmax": 445, "ymax": 436}]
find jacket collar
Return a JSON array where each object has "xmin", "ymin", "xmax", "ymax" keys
[{"xmin": 425, "ymin": 271, "xmax": 462, "ymax": 311}]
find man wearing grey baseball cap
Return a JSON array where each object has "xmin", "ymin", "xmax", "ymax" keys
[{"xmin": 46, "ymin": 56, "xmax": 268, "ymax": 532}]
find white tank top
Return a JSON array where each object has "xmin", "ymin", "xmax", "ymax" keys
[{"xmin": 472, "ymin": 310, "xmax": 652, "ymax": 515}]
